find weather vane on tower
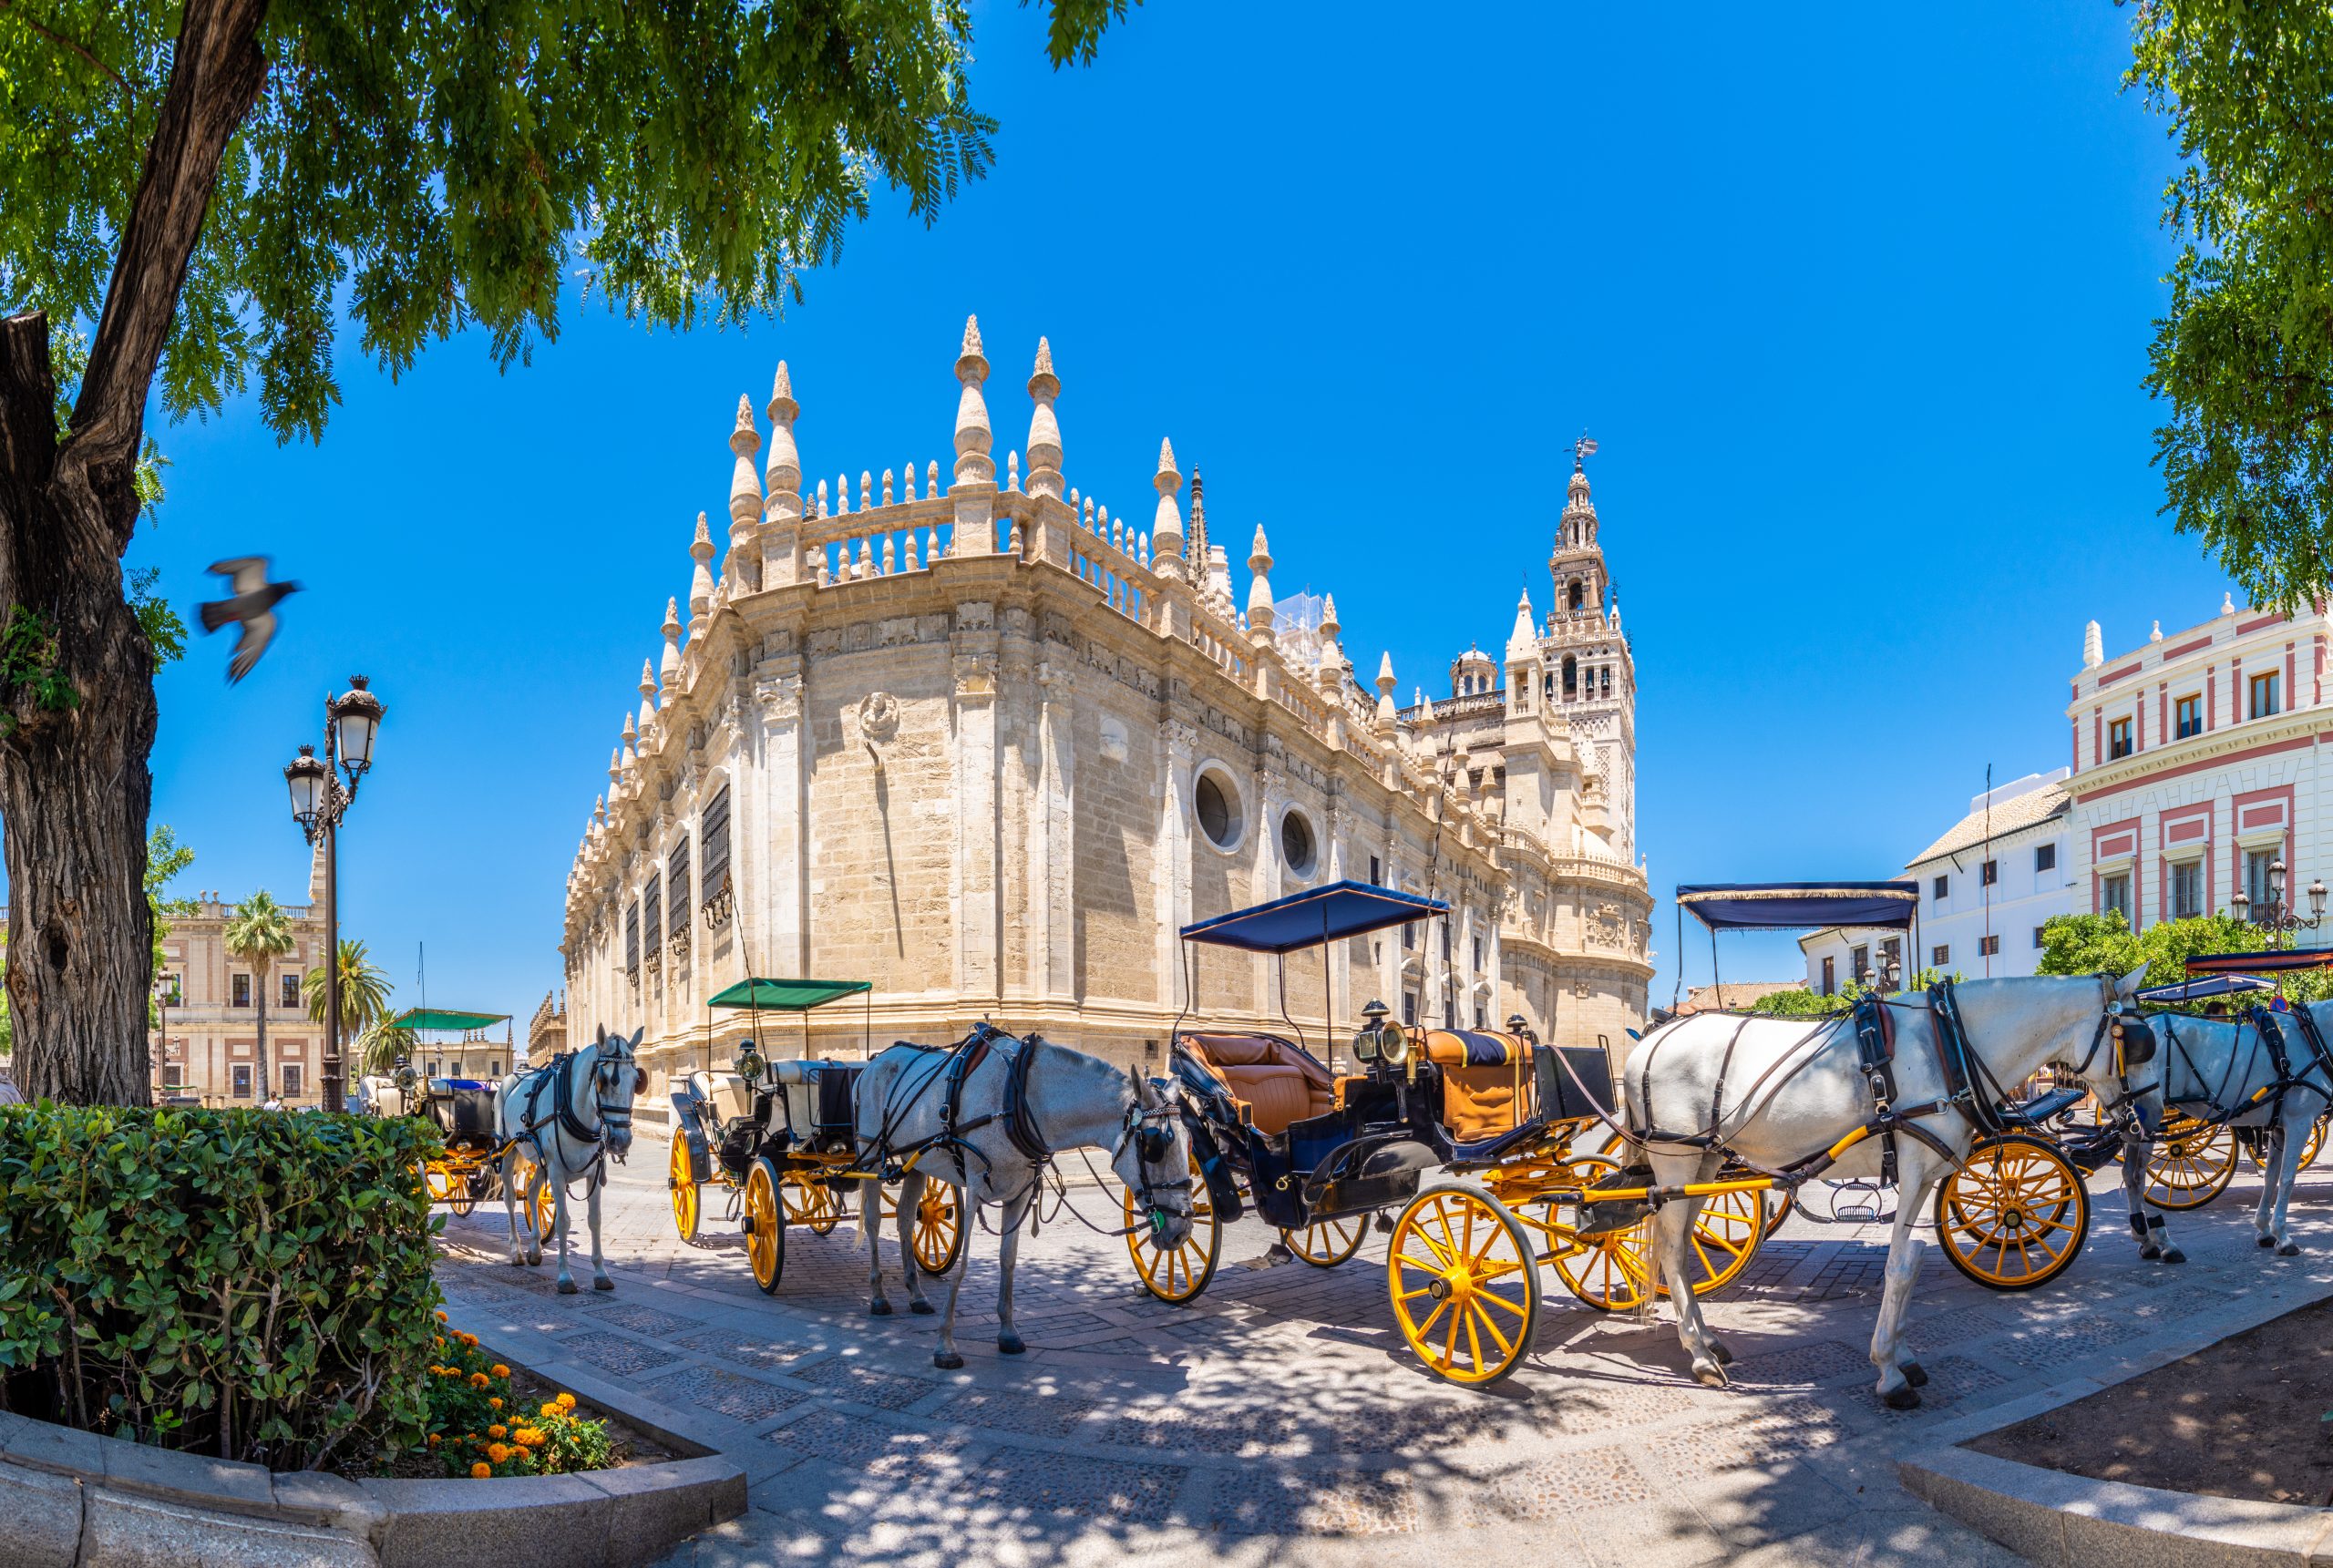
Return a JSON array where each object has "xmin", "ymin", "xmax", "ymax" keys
[{"xmin": 1574, "ymin": 432, "xmax": 1598, "ymax": 471}]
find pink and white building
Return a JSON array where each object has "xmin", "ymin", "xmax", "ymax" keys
[{"xmin": 2067, "ymin": 594, "xmax": 2333, "ymax": 930}]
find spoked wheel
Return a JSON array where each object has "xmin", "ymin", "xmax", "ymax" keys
[
  {"xmin": 1125, "ymin": 1153, "xmax": 1220, "ymax": 1304},
  {"xmin": 447, "ymin": 1171, "xmax": 478, "ymax": 1219},
  {"xmin": 511, "ymin": 1152, "xmax": 557, "ymax": 1243},
  {"xmin": 2145, "ymin": 1113, "xmax": 2239, "ymax": 1210},
  {"xmin": 910, "ymin": 1184, "xmax": 966, "ymax": 1276},
  {"xmin": 1763, "ymin": 1185, "xmax": 1795, "ymax": 1241},
  {"xmin": 1545, "ymin": 1155, "xmax": 1652, "ymax": 1311},
  {"xmin": 1657, "ymin": 1186, "xmax": 1767, "ymax": 1299},
  {"xmin": 744, "ymin": 1156, "xmax": 787, "ymax": 1295},
  {"xmin": 669, "ymin": 1136, "xmax": 700, "ymax": 1242},
  {"xmin": 1388, "ymin": 1185, "xmax": 1540, "ymax": 1385},
  {"xmin": 1935, "ymin": 1132, "xmax": 2091, "ymax": 1291},
  {"xmin": 2242, "ymin": 1114, "xmax": 2328, "ymax": 1172},
  {"xmin": 786, "ymin": 1178, "xmax": 844, "ymax": 1236},
  {"xmin": 1546, "ymin": 1158, "xmax": 1766, "ymax": 1310},
  {"xmin": 421, "ymin": 1159, "xmax": 460, "ymax": 1206},
  {"xmin": 1282, "ymin": 1214, "xmax": 1370, "ymax": 1268}
]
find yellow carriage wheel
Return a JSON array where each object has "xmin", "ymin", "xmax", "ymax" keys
[
  {"xmin": 446, "ymin": 1163, "xmax": 478, "ymax": 1218},
  {"xmin": 1125, "ymin": 1153, "xmax": 1219, "ymax": 1304},
  {"xmin": 421, "ymin": 1159, "xmax": 460, "ymax": 1206},
  {"xmin": 669, "ymin": 1136, "xmax": 700, "ymax": 1243},
  {"xmin": 2144, "ymin": 1113, "xmax": 2238, "ymax": 1210},
  {"xmin": 510, "ymin": 1152, "xmax": 558, "ymax": 1244},
  {"xmin": 1282, "ymin": 1214, "xmax": 1370, "ymax": 1268},
  {"xmin": 2239, "ymin": 1113, "xmax": 2328, "ymax": 1173},
  {"xmin": 788, "ymin": 1178, "xmax": 845, "ymax": 1236},
  {"xmin": 910, "ymin": 1184, "xmax": 967, "ymax": 1276},
  {"xmin": 744, "ymin": 1156, "xmax": 787, "ymax": 1295},
  {"xmin": 1763, "ymin": 1184, "xmax": 1796, "ymax": 1241},
  {"xmin": 1656, "ymin": 1185, "xmax": 1767, "ymax": 1300},
  {"xmin": 1387, "ymin": 1185, "xmax": 1540, "ymax": 1386},
  {"xmin": 1934, "ymin": 1132, "xmax": 2091, "ymax": 1291},
  {"xmin": 1545, "ymin": 1159, "xmax": 1766, "ymax": 1310}
]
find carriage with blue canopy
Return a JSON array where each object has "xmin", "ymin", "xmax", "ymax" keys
[{"xmin": 1130, "ymin": 880, "xmax": 1773, "ymax": 1385}]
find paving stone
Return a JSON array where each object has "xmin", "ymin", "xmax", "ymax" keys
[
  {"xmin": 1208, "ymin": 1466, "xmax": 1416, "ymax": 1536},
  {"xmin": 1465, "ymin": 1446, "xmax": 1656, "ymax": 1523},
  {"xmin": 932, "ymin": 1387, "xmax": 1099, "ymax": 1438},
  {"xmin": 761, "ymin": 1409, "xmax": 969, "ymax": 1474},
  {"xmin": 1994, "ymin": 1313, "xmax": 2147, "ymax": 1368},
  {"xmin": 559, "ymin": 1330, "xmax": 682, "ymax": 1376},
  {"xmin": 942, "ymin": 1450, "xmax": 1187, "ymax": 1526},
  {"xmin": 787, "ymin": 1357, "xmax": 939, "ymax": 1411},
  {"xmin": 1639, "ymin": 1399, "xmax": 1849, "ymax": 1474},
  {"xmin": 671, "ymin": 1328, "xmax": 816, "ymax": 1368},
  {"xmin": 1729, "ymin": 1337, "xmax": 1871, "ymax": 1387},
  {"xmin": 586, "ymin": 1301, "xmax": 704, "ymax": 1337},
  {"xmin": 644, "ymin": 1365, "xmax": 809, "ymax": 1425}
]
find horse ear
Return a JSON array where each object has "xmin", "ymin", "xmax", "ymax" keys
[
  {"xmin": 627, "ymin": 1026, "xmax": 646, "ymax": 1052},
  {"xmin": 594, "ymin": 1024, "xmax": 608, "ymax": 1049},
  {"xmin": 1127, "ymin": 1063, "xmax": 1149, "ymax": 1107},
  {"xmin": 2115, "ymin": 964, "xmax": 2148, "ymax": 1001}
]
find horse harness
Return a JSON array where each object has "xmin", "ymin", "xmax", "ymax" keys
[
  {"xmin": 2150, "ymin": 1004, "xmax": 2333, "ymax": 1134},
  {"xmin": 513, "ymin": 1047, "xmax": 640, "ymax": 1184}
]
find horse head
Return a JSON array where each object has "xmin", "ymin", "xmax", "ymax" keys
[
  {"xmin": 591, "ymin": 1025, "xmax": 647, "ymax": 1160},
  {"xmin": 1114, "ymin": 1065, "xmax": 1196, "ymax": 1252}
]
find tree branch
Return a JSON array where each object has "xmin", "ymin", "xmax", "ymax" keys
[
  {"xmin": 66, "ymin": 0, "xmax": 270, "ymax": 541},
  {"xmin": 0, "ymin": 0, "xmax": 131, "ymax": 101}
]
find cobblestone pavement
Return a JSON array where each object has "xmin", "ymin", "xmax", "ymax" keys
[{"xmin": 433, "ymin": 1137, "xmax": 2333, "ymax": 1567}]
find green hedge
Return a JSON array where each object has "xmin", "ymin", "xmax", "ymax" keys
[{"xmin": 0, "ymin": 1104, "xmax": 446, "ymax": 1473}]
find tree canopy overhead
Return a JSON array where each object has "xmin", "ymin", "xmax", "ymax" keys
[{"xmin": 2129, "ymin": 0, "xmax": 2333, "ymax": 610}]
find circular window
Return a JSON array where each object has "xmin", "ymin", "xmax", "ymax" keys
[
  {"xmin": 1280, "ymin": 810, "xmax": 1317, "ymax": 877},
  {"xmin": 1194, "ymin": 770, "xmax": 1242, "ymax": 850}
]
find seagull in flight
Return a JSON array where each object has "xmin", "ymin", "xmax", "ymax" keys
[{"xmin": 197, "ymin": 558, "xmax": 300, "ymax": 684}]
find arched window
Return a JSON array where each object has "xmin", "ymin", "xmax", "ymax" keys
[
  {"xmin": 1561, "ymin": 655, "xmax": 1578, "ymax": 700},
  {"xmin": 1567, "ymin": 579, "xmax": 1585, "ymax": 612}
]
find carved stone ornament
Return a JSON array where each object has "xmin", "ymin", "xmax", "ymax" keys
[
  {"xmin": 1588, "ymin": 903, "xmax": 1624, "ymax": 949},
  {"xmin": 1571, "ymin": 979, "xmax": 1593, "ymax": 999},
  {"xmin": 858, "ymin": 691, "xmax": 901, "ymax": 744}
]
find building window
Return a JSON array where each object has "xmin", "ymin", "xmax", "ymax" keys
[
  {"xmin": 2102, "ymin": 873, "xmax": 2132, "ymax": 919},
  {"xmin": 231, "ymin": 973, "xmax": 252, "ymax": 1009},
  {"xmin": 1932, "ymin": 945, "xmax": 1950, "ymax": 968},
  {"xmin": 1849, "ymin": 944, "xmax": 1869, "ymax": 983},
  {"xmin": 1280, "ymin": 810, "xmax": 1317, "ymax": 877},
  {"xmin": 2246, "ymin": 849, "xmax": 2276, "ymax": 919},
  {"xmin": 669, "ymin": 836, "xmax": 692, "ymax": 937},
  {"xmin": 2175, "ymin": 693, "xmax": 2203, "ymax": 738},
  {"xmin": 282, "ymin": 1063, "xmax": 303, "ymax": 1098},
  {"xmin": 1821, "ymin": 956, "xmax": 1835, "ymax": 997},
  {"xmin": 2171, "ymin": 859, "xmax": 2204, "ymax": 919},
  {"xmin": 1401, "ymin": 921, "xmax": 1415, "ymax": 951},
  {"xmin": 2032, "ymin": 926, "xmax": 2046, "ymax": 949},
  {"xmin": 1981, "ymin": 859, "xmax": 1999, "ymax": 887},
  {"xmin": 1881, "ymin": 938, "xmax": 1901, "ymax": 980},
  {"xmin": 280, "ymin": 974, "xmax": 299, "ymax": 1009},
  {"xmin": 700, "ymin": 784, "xmax": 731, "ymax": 906},
  {"xmin": 1474, "ymin": 1005, "xmax": 1485, "ymax": 1030},
  {"xmin": 1402, "ymin": 992, "xmax": 1418, "ymax": 1026},
  {"xmin": 2035, "ymin": 843, "xmax": 2057, "ymax": 874},
  {"xmin": 1369, "ymin": 855, "xmax": 1382, "ymax": 886},
  {"xmin": 1978, "ymin": 935, "xmax": 2000, "ymax": 958},
  {"xmin": 231, "ymin": 1064, "xmax": 252, "ymax": 1098},
  {"xmin": 2251, "ymin": 671, "xmax": 2280, "ymax": 720},
  {"xmin": 1561, "ymin": 654, "xmax": 1577, "ymax": 700},
  {"xmin": 488, "ymin": 1060, "xmax": 500, "ymax": 1078},
  {"xmin": 1472, "ymin": 937, "xmax": 1483, "ymax": 971},
  {"xmin": 2108, "ymin": 717, "xmax": 2133, "ymax": 760},
  {"xmin": 1441, "ymin": 925, "xmax": 1451, "ymax": 960},
  {"xmin": 624, "ymin": 902, "xmax": 641, "ymax": 978},
  {"xmin": 642, "ymin": 871, "xmax": 662, "ymax": 954},
  {"xmin": 1193, "ymin": 770, "xmax": 1242, "ymax": 849},
  {"xmin": 1932, "ymin": 875, "xmax": 1948, "ymax": 901}
]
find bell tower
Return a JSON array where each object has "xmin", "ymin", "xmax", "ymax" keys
[{"xmin": 1542, "ymin": 439, "xmax": 1638, "ymax": 859}]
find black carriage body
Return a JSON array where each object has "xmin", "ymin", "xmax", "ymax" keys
[
  {"xmin": 422, "ymin": 1081, "xmax": 500, "ymax": 1153},
  {"xmin": 673, "ymin": 1061, "xmax": 868, "ymax": 1188}
]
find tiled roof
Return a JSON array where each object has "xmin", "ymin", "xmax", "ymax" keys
[
  {"xmin": 1906, "ymin": 784, "xmax": 2070, "ymax": 869},
  {"xmin": 1680, "ymin": 981, "xmax": 1803, "ymax": 1015}
]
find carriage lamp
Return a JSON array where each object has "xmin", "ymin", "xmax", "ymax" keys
[{"xmin": 329, "ymin": 676, "xmax": 384, "ymax": 781}]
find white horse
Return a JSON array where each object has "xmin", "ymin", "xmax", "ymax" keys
[
  {"xmin": 2113, "ymin": 1002, "xmax": 2333, "ymax": 1258},
  {"xmin": 1625, "ymin": 970, "xmax": 2142, "ymax": 1407},
  {"xmin": 497, "ymin": 1026, "xmax": 643, "ymax": 1294},
  {"xmin": 855, "ymin": 1029, "xmax": 1197, "ymax": 1369}
]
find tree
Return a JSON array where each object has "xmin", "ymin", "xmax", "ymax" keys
[
  {"xmin": 2127, "ymin": 2, "xmax": 2333, "ymax": 610},
  {"xmin": 143, "ymin": 824, "xmax": 193, "ymax": 1025},
  {"xmin": 302, "ymin": 938, "xmax": 390, "ymax": 1077},
  {"xmin": 355, "ymin": 1020, "xmax": 417, "ymax": 1081},
  {"xmin": 223, "ymin": 892, "xmax": 292, "ymax": 1102},
  {"xmin": 0, "ymin": 0, "xmax": 1140, "ymax": 1105},
  {"xmin": 2036, "ymin": 909, "xmax": 2287, "ymax": 1000}
]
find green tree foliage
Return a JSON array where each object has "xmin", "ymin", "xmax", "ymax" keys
[
  {"xmin": 2127, "ymin": 2, "xmax": 2333, "ymax": 609},
  {"xmin": 302, "ymin": 938, "xmax": 391, "ymax": 1068},
  {"xmin": 143, "ymin": 824, "xmax": 193, "ymax": 1019},
  {"xmin": 2034, "ymin": 909, "xmax": 2333, "ymax": 1005},
  {"xmin": 1746, "ymin": 968, "xmax": 1964, "ymax": 1020}
]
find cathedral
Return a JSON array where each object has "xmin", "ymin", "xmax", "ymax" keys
[{"xmin": 560, "ymin": 321, "xmax": 1652, "ymax": 1099}]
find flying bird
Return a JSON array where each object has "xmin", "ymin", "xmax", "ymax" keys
[{"xmin": 197, "ymin": 558, "xmax": 300, "ymax": 684}]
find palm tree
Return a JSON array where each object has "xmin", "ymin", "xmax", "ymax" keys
[
  {"xmin": 355, "ymin": 1020, "xmax": 417, "ymax": 1079},
  {"xmin": 224, "ymin": 894, "xmax": 295, "ymax": 1104},
  {"xmin": 303, "ymin": 939, "xmax": 393, "ymax": 1086}
]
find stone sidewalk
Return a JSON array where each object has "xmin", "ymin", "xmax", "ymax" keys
[{"xmin": 432, "ymin": 1138, "xmax": 2333, "ymax": 1567}]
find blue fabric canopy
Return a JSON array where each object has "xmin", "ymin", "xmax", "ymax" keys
[
  {"xmin": 2135, "ymin": 973, "xmax": 2276, "ymax": 1003},
  {"xmin": 1181, "ymin": 880, "xmax": 1447, "ymax": 954},
  {"xmin": 1676, "ymin": 881, "xmax": 1920, "ymax": 933},
  {"xmin": 2185, "ymin": 947, "xmax": 2333, "ymax": 977}
]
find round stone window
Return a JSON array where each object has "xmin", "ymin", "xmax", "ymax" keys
[
  {"xmin": 1194, "ymin": 770, "xmax": 1242, "ymax": 850},
  {"xmin": 1280, "ymin": 810, "xmax": 1317, "ymax": 877}
]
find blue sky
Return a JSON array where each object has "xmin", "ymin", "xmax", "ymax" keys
[{"xmin": 117, "ymin": 1, "xmax": 2213, "ymax": 1020}]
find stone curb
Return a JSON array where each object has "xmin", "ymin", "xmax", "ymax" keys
[
  {"xmin": 1900, "ymin": 1443, "xmax": 2333, "ymax": 1567},
  {"xmin": 0, "ymin": 1407, "xmax": 745, "ymax": 1568}
]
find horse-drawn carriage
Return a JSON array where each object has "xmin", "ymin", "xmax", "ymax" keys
[
  {"xmin": 361, "ymin": 1006, "xmax": 553, "ymax": 1233},
  {"xmin": 667, "ymin": 978, "xmax": 966, "ymax": 1294}
]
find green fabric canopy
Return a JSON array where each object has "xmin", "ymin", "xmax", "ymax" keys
[
  {"xmin": 393, "ymin": 1008, "xmax": 510, "ymax": 1032},
  {"xmin": 705, "ymin": 979, "xmax": 872, "ymax": 1013}
]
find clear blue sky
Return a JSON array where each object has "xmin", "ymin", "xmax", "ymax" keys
[{"xmin": 113, "ymin": 0, "xmax": 2211, "ymax": 1021}]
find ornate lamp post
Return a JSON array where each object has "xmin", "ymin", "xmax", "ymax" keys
[
  {"xmin": 2231, "ymin": 857, "xmax": 2327, "ymax": 949},
  {"xmin": 283, "ymin": 676, "xmax": 385, "ymax": 1113}
]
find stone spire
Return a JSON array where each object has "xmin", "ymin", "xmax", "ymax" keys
[
  {"xmin": 2150, "ymin": 620, "xmax": 2163, "ymax": 643},
  {"xmin": 2082, "ymin": 620, "xmax": 2103, "ymax": 671},
  {"xmin": 1246, "ymin": 524, "xmax": 1275, "ymax": 644},
  {"xmin": 1025, "ymin": 339, "xmax": 1063, "ymax": 501},
  {"xmin": 1506, "ymin": 589, "xmax": 1539, "ymax": 663},
  {"xmin": 2222, "ymin": 591, "xmax": 2236, "ymax": 616},
  {"xmin": 1318, "ymin": 593, "xmax": 1346, "ymax": 691},
  {"xmin": 761, "ymin": 363, "xmax": 803, "ymax": 589},
  {"xmin": 727, "ymin": 395, "xmax": 763, "ymax": 589},
  {"xmin": 620, "ymin": 714, "xmax": 636, "ymax": 771},
  {"xmin": 660, "ymin": 598, "xmax": 683, "ymax": 690},
  {"xmin": 1187, "ymin": 472, "xmax": 1210, "ymax": 575},
  {"xmin": 688, "ymin": 512, "xmax": 715, "ymax": 638},
  {"xmin": 1375, "ymin": 651, "xmax": 1399, "ymax": 728},
  {"xmin": 1151, "ymin": 439, "xmax": 1187, "ymax": 581},
  {"xmin": 639, "ymin": 659, "xmax": 659, "ymax": 733},
  {"xmin": 951, "ymin": 316, "xmax": 995, "ymax": 555}
]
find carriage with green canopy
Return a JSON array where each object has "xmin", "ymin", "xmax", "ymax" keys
[{"xmin": 359, "ymin": 1006, "xmax": 551, "ymax": 1231}]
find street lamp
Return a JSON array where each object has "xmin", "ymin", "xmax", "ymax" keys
[
  {"xmin": 283, "ymin": 675, "xmax": 385, "ymax": 1113},
  {"xmin": 2231, "ymin": 856, "xmax": 2328, "ymax": 948}
]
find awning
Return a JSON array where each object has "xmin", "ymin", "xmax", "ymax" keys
[
  {"xmin": 1180, "ymin": 880, "xmax": 1447, "ymax": 954},
  {"xmin": 1676, "ymin": 882, "xmax": 1920, "ymax": 933},
  {"xmin": 2134, "ymin": 973, "xmax": 2277, "ymax": 1003},
  {"xmin": 706, "ymin": 979, "xmax": 874, "ymax": 1012},
  {"xmin": 2184, "ymin": 948, "xmax": 2333, "ymax": 977},
  {"xmin": 393, "ymin": 1008, "xmax": 509, "ymax": 1032}
]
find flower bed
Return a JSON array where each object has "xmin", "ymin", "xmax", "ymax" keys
[{"xmin": 406, "ymin": 1317, "xmax": 631, "ymax": 1480}]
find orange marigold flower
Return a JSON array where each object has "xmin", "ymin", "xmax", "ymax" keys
[
  {"xmin": 468, "ymin": 1373, "xmax": 489, "ymax": 1389},
  {"xmin": 490, "ymin": 1364, "xmax": 509, "ymax": 1379},
  {"xmin": 487, "ymin": 1443, "xmax": 511, "ymax": 1463},
  {"xmin": 488, "ymin": 1398, "xmax": 503, "ymax": 1410},
  {"xmin": 514, "ymin": 1429, "xmax": 545, "ymax": 1448},
  {"xmin": 556, "ymin": 1393, "xmax": 577, "ymax": 1410},
  {"xmin": 433, "ymin": 1336, "xmax": 446, "ymax": 1349},
  {"xmin": 540, "ymin": 1401, "xmax": 562, "ymax": 1418},
  {"xmin": 436, "ymin": 1310, "xmax": 449, "ymax": 1324},
  {"xmin": 427, "ymin": 1434, "xmax": 440, "ymax": 1447},
  {"xmin": 470, "ymin": 1462, "xmax": 492, "ymax": 1479},
  {"xmin": 488, "ymin": 1424, "xmax": 508, "ymax": 1440}
]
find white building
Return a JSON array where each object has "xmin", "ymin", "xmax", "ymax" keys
[
  {"xmin": 2067, "ymin": 595, "xmax": 2333, "ymax": 929},
  {"xmin": 1801, "ymin": 770, "xmax": 2076, "ymax": 993}
]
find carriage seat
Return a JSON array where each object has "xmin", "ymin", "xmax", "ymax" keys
[
  {"xmin": 1417, "ymin": 1031, "xmax": 1527, "ymax": 1143},
  {"xmin": 425, "ymin": 1081, "xmax": 498, "ymax": 1140},
  {"xmin": 1181, "ymin": 1033, "xmax": 1336, "ymax": 1136},
  {"xmin": 687, "ymin": 1070, "xmax": 755, "ymax": 1132}
]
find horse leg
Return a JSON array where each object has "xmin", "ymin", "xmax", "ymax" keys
[
  {"xmin": 501, "ymin": 1146, "xmax": 525, "ymax": 1266},
  {"xmin": 2270, "ymin": 1121, "xmax": 2304, "ymax": 1255},
  {"xmin": 1647, "ymin": 1153, "xmax": 1726, "ymax": 1387},
  {"xmin": 994, "ymin": 1184, "xmax": 1035, "ymax": 1356},
  {"xmin": 934, "ymin": 1194, "xmax": 977, "ymax": 1371},
  {"xmin": 588, "ymin": 1175, "xmax": 613, "ymax": 1290},
  {"xmin": 2122, "ymin": 1126, "xmax": 2183, "ymax": 1264},
  {"xmin": 553, "ymin": 1171, "xmax": 579, "ymax": 1294},
  {"xmin": 897, "ymin": 1173, "xmax": 935, "ymax": 1315},
  {"xmin": 1869, "ymin": 1157, "xmax": 1945, "ymax": 1409},
  {"xmin": 2256, "ymin": 1126, "xmax": 2286, "ymax": 1247},
  {"xmin": 864, "ymin": 1176, "xmax": 894, "ymax": 1317}
]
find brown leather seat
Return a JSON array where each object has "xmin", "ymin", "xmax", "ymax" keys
[
  {"xmin": 1416, "ymin": 1030, "xmax": 1528, "ymax": 1142},
  {"xmin": 1181, "ymin": 1032, "xmax": 1336, "ymax": 1136}
]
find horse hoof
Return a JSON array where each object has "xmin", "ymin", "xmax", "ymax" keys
[
  {"xmin": 2139, "ymin": 1245, "xmax": 2162, "ymax": 1261},
  {"xmin": 525, "ymin": 1252, "xmax": 541, "ymax": 1267},
  {"xmin": 557, "ymin": 1279, "xmax": 579, "ymax": 1296},
  {"xmin": 1709, "ymin": 1338, "xmax": 1735, "ymax": 1367},
  {"xmin": 869, "ymin": 1300, "xmax": 894, "ymax": 1317},
  {"xmin": 2258, "ymin": 1235, "xmax": 2276, "ymax": 1247},
  {"xmin": 592, "ymin": 1277, "xmax": 615, "ymax": 1292},
  {"xmin": 1902, "ymin": 1360, "xmax": 1928, "ymax": 1389},
  {"xmin": 2162, "ymin": 1247, "xmax": 2187, "ymax": 1265},
  {"xmin": 2279, "ymin": 1241, "xmax": 2302, "ymax": 1257},
  {"xmin": 910, "ymin": 1299, "xmax": 935, "ymax": 1317},
  {"xmin": 998, "ymin": 1334, "xmax": 1026, "ymax": 1356},
  {"xmin": 1882, "ymin": 1383, "xmax": 1922, "ymax": 1410},
  {"xmin": 1691, "ymin": 1357, "xmax": 1729, "ymax": 1389},
  {"xmin": 934, "ymin": 1350, "xmax": 965, "ymax": 1370}
]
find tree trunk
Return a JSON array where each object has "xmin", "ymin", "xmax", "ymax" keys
[{"xmin": 253, "ymin": 961, "xmax": 270, "ymax": 1103}]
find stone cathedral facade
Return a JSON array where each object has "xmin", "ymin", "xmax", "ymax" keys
[{"xmin": 560, "ymin": 321, "xmax": 1652, "ymax": 1097}]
